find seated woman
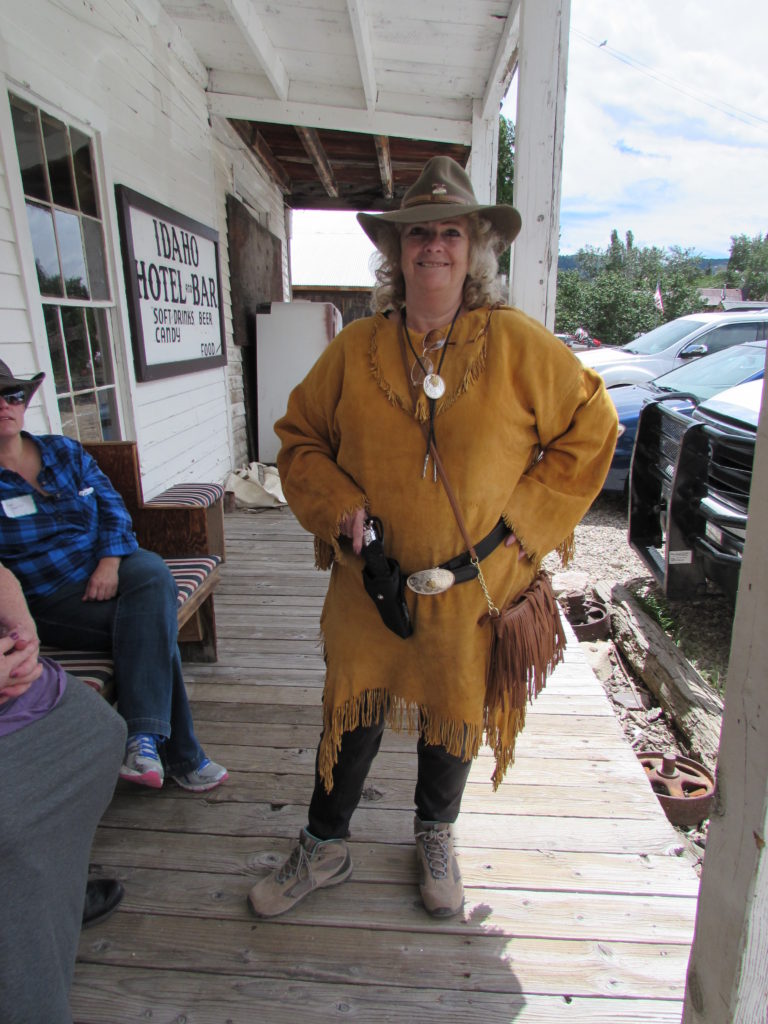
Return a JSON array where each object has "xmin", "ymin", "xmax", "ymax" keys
[
  {"xmin": 0, "ymin": 361, "xmax": 227, "ymax": 792},
  {"xmin": 0, "ymin": 561, "xmax": 126, "ymax": 1024}
]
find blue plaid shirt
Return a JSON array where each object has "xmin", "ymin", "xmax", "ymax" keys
[{"xmin": 0, "ymin": 433, "xmax": 138, "ymax": 599}]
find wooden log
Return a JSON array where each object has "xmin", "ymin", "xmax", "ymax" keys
[{"xmin": 605, "ymin": 584, "xmax": 723, "ymax": 772}]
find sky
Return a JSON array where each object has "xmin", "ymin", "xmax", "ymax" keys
[{"xmin": 290, "ymin": 0, "xmax": 768, "ymax": 286}]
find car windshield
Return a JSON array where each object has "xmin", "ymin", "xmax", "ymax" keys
[
  {"xmin": 650, "ymin": 343, "xmax": 766, "ymax": 401},
  {"xmin": 623, "ymin": 318, "xmax": 709, "ymax": 355}
]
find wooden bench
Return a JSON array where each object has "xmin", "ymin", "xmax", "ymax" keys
[
  {"xmin": 82, "ymin": 441, "xmax": 226, "ymax": 561},
  {"xmin": 41, "ymin": 442, "xmax": 225, "ymax": 689},
  {"xmin": 44, "ymin": 555, "xmax": 221, "ymax": 699}
]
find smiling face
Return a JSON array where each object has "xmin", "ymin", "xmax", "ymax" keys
[{"xmin": 400, "ymin": 218, "xmax": 471, "ymax": 306}]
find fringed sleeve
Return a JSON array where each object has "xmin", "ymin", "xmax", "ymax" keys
[
  {"xmin": 275, "ymin": 333, "xmax": 368, "ymax": 554},
  {"xmin": 502, "ymin": 362, "xmax": 618, "ymax": 564}
]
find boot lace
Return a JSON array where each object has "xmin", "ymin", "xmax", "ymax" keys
[
  {"xmin": 417, "ymin": 826, "xmax": 451, "ymax": 880},
  {"xmin": 276, "ymin": 841, "xmax": 312, "ymax": 884}
]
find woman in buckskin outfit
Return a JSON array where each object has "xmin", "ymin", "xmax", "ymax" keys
[{"xmin": 248, "ymin": 156, "xmax": 618, "ymax": 920}]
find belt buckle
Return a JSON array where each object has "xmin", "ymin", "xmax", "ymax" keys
[{"xmin": 406, "ymin": 567, "xmax": 455, "ymax": 595}]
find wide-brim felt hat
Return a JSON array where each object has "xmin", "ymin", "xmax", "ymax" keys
[
  {"xmin": 0, "ymin": 360, "xmax": 45, "ymax": 403},
  {"xmin": 357, "ymin": 155, "xmax": 522, "ymax": 252}
]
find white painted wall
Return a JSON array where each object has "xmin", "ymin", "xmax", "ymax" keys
[{"xmin": 0, "ymin": 0, "xmax": 287, "ymax": 494}]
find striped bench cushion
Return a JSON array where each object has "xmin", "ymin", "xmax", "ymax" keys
[
  {"xmin": 146, "ymin": 482, "xmax": 225, "ymax": 508},
  {"xmin": 41, "ymin": 650, "xmax": 116, "ymax": 701},
  {"xmin": 40, "ymin": 555, "xmax": 221, "ymax": 697},
  {"xmin": 166, "ymin": 556, "xmax": 221, "ymax": 607}
]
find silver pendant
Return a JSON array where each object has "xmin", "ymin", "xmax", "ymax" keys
[
  {"xmin": 407, "ymin": 567, "xmax": 455, "ymax": 595},
  {"xmin": 423, "ymin": 373, "xmax": 445, "ymax": 399}
]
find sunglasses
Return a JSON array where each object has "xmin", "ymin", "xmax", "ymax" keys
[{"xmin": 0, "ymin": 388, "xmax": 26, "ymax": 406}]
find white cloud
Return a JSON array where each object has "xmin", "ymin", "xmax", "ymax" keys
[{"xmin": 548, "ymin": 0, "xmax": 768, "ymax": 255}]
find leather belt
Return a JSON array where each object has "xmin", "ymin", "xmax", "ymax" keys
[{"xmin": 406, "ymin": 518, "xmax": 510, "ymax": 595}]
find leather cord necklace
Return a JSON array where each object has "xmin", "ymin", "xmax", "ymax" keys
[{"xmin": 402, "ymin": 303, "xmax": 461, "ymax": 480}]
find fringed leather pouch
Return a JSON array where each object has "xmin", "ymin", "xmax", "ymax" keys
[{"xmin": 479, "ymin": 571, "xmax": 566, "ymax": 712}]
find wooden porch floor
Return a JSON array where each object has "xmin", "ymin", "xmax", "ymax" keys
[{"xmin": 73, "ymin": 508, "xmax": 699, "ymax": 1023}]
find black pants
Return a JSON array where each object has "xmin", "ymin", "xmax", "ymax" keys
[{"xmin": 307, "ymin": 713, "xmax": 473, "ymax": 840}]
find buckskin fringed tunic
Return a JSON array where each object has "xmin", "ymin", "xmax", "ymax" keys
[{"xmin": 275, "ymin": 305, "xmax": 618, "ymax": 790}]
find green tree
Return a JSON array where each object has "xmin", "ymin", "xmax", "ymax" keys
[
  {"xmin": 555, "ymin": 231, "xmax": 706, "ymax": 346},
  {"xmin": 496, "ymin": 115, "xmax": 514, "ymax": 278},
  {"xmin": 727, "ymin": 233, "xmax": 768, "ymax": 300}
]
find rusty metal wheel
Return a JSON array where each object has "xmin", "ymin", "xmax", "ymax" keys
[{"xmin": 637, "ymin": 750, "xmax": 715, "ymax": 826}]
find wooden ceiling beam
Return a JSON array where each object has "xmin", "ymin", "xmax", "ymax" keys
[
  {"xmin": 251, "ymin": 129, "xmax": 292, "ymax": 193},
  {"xmin": 295, "ymin": 127, "xmax": 339, "ymax": 199},
  {"xmin": 373, "ymin": 135, "xmax": 393, "ymax": 200},
  {"xmin": 207, "ymin": 94, "xmax": 472, "ymax": 146},
  {"xmin": 224, "ymin": 0, "xmax": 289, "ymax": 101},
  {"xmin": 346, "ymin": 0, "xmax": 377, "ymax": 111}
]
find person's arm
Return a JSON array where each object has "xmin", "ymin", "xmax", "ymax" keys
[
  {"xmin": 66, "ymin": 442, "xmax": 138, "ymax": 601},
  {"xmin": 503, "ymin": 362, "xmax": 619, "ymax": 565},
  {"xmin": 275, "ymin": 335, "xmax": 368, "ymax": 561},
  {"xmin": 0, "ymin": 564, "xmax": 42, "ymax": 701},
  {"xmin": 74, "ymin": 445, "xmax": 138, "ymax": 560}
]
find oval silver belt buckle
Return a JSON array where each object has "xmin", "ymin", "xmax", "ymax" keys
[{"xmin": 406, "ymin": 567, "xmax": 455, "ymax": 595}]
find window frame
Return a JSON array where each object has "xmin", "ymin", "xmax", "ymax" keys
[{"xmin": 4, "ymin": 88, "xmax": 129, "ymax": 442}]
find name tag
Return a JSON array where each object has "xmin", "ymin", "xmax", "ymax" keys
[{"xmin": 2, "ymin": 494, "xmax": 37, "ymax": 517}]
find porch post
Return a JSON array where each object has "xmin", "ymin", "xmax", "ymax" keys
[
  {"xmin": 509, "ymin": 0, "xmax": 570, "ymax": 329},
  {"xmin": 468, "ymin": 99, "xmax": 499, "ymax": 204},
  {"xmin": 682, "ymin": 388, "xmax": 768, "ymax": 1022}
]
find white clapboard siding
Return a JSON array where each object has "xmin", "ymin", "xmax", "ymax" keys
[{"xmin": 0, "ymin": 0, "xmax": 287, "ymax": 483}]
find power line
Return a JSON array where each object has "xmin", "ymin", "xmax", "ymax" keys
[{"xmin": 572, "ymin": 29, "xmax": 768, "ymax": 132}]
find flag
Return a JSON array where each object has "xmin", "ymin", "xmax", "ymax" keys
[{"xmin": 654, "ymin": 282, "xmax": 664, "ymax": 313}]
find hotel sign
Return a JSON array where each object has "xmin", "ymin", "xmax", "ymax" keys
[{"xmin": 115, "ymin": 186, "xmax": 227, "ymax": 381}]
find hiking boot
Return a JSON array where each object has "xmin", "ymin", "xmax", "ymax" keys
[
  {"xmin": 414, "ymin": 816, "xmax": 464, "ymax": 917},
  {"xmin": 119, "ymin": 733, "xmax": 164, "ymax": 788},
  {"xmin": 247, "ymin": 829, "xmax": 352, "ymax": 918},
  {"xmin": 171, "ymin": 757, "xmax": 228, "ymax": 792}
]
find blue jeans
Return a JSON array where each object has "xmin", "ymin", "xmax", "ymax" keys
[{"xmin": 30, "ymin": 548, "xmax": 206, "ymax": 775}]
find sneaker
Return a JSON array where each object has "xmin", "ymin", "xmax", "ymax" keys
[
  {"xmin": 248, "ymin": 828, "xmax": 352, "ymax": 919},
  {"xmin": 414, "ymin": 816, "xmax": 464, "ymax": 918},
  {"xmin": 171, "ymin": 757, "xmax": 228, "ymax": 792},
  {"xmin": 119, "ymin": 733, "xmax": 164, "ymax": 788}
]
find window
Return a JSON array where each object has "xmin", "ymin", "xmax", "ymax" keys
[
  {"xmin": 9, "ymin": 94, "xmax": 120, "ymax": 441},
  {"xmin": 690, "ymin": 321, "xmax": 763, "ymax": 357}
]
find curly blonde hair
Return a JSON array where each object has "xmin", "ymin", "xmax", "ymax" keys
[{"xmin": 368, "ymin": 214, "xmax": 507, "ymax": 314}]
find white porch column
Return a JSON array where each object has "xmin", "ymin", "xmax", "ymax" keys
[
  {"xmin": 509, "ymin": 0, "xmax": 570, "ymax": 329},
  {"xmin": 682, "ymin": 386, "xmax": 768, "ymax": 1022},
  {"xmin": 468, "ymin": 99, "xmax": 499, "ymax": 204}
]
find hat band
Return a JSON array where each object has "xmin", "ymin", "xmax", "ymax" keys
[{"xmin": 402, "ymin": 191, "xmax": 475, "ymax": 209}]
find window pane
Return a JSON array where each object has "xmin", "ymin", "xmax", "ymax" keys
[
  {"xmin": 43, "ymin": 305, "xmax": 71, "ymax": 392},
  {"xmin": 97, "ymin": 389, "xmax": 119, "ymax": 441},
  {"xmin": 54, "ymin": 210, "xmax": 89, "ymax": 298},
  {"xmin": 58, "ymin": 395, "xmax": 76, "ymax": 439},
  {"xmin": 82, "ymin": 216, "xmax": 109, "ymax": 299},
  {"xmin": 706, "ymin": 324, "xmax": 759, "ymax": 353},
  {"xmin": 70, "ymin": 127, "xmax": 97, "ymax": 216},
  {"xmin": 42, "ymin": 114, "xmax": 76, "ymax": 209},
  {"xmin": 61, "ymin": 307, "xmax": 93, "ymax": 390},
  {"xmin": 10, "ymin": 98, "xmax": 48, "ymax": 202},
  {"xmin": 74, "ymin": 392, "xmax": 103, "ymax": 441},
  {"xmin": 85, "ymin": 309, "xmax": 114, "ymax": 386},
  {"xmin": 26, "ymin": 202, "xmax": 63, "ymax": 296}
]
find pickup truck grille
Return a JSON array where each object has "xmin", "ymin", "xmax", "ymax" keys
[{"xmin": 704, "ymin": 430, "xmax": 755, "ymax": 516}]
